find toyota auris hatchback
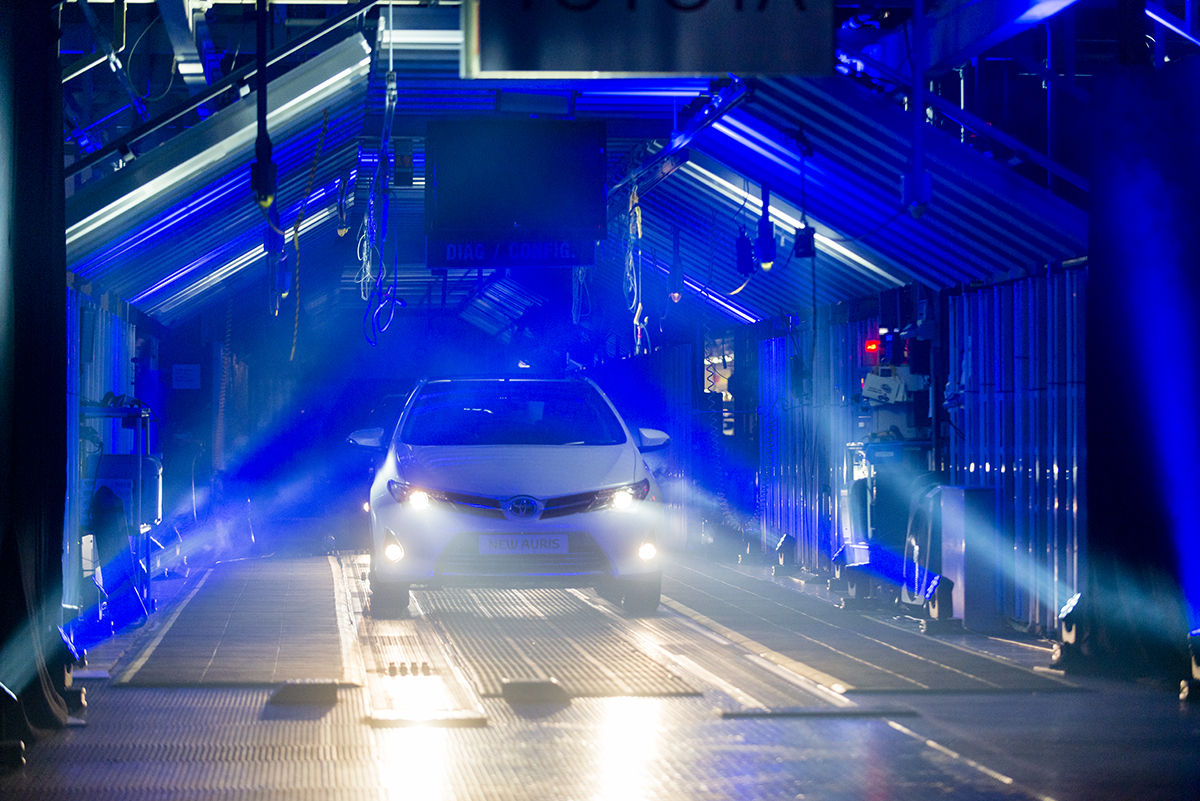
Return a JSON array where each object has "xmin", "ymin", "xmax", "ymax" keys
[{"xmin": 349, "ymin": 376, "xmax": 668, "ymax": 615}]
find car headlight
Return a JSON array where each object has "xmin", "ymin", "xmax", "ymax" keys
[
  {"xmin": 387, "ymin": 479, "xmax": 435, "ymax": 511},
  {"xmin": 589, "ymin": 479, "xmax": 650, "ymax": 513}
]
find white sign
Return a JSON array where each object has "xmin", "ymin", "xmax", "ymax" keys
[
  {"xmin": 464, "ymin": 0, "xmax": 834, "ymax": 78},
  {"xmin": 172, "ymin": 364, "xmax": 201, "ymax": 390}
]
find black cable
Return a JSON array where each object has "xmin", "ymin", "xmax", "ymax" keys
[
  {"xmin": 143, "ymin": 60, "xmax": 177, "ymax": 103},
  {"xmin": 127, "ymin": 12, "xmax": 163, "ymax": 97},
  {"xmin": 226, "ymin": 15, "xmax": 251, "ymax": 73}
]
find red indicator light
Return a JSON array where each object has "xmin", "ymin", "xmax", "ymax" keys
[{"xmin": 864, "ymin": 340, "xmax": 881, "ymax": 353}]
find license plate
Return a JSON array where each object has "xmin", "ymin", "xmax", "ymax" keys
[{"xmin": 478, "ymin": 534, "xmax": 569, "ymax": 555}]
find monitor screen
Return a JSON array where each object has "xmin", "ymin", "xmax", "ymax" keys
[{"xmin": 425, "ymin": 118, "xmax": 607, "ymax": 237}]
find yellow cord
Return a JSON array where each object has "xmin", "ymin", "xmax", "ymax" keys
[{"xmin": 727, "ymin": 272, "xmax": 755, "ymax": 296}]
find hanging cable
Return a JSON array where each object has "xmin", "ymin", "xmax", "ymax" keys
[
  {"xmin": 360, "ymin": 10, "xmax": 400, "ymax": 344},
  {"xmin": 288, "ymin": 108, "xmax": 330, "ymax": 361},
  {"xmin": 335, "ymin": 171, "xmax": 350, "ymax": 237},
  {"xmin": 624, "ymin": 185, "xmax": 646, "ymax": 354},
  {"xmin": 624, "ymin": 185, "xmax": 641, "ymax": 313},
  {"xmin": 142, "ymin": 58, "xmax": 178, "ymax": 103},
  {"xmin": 726, "ymin": 269, "xmax": 755, "ymax": 296},
  {"xmin": 355, "ymin": 215, "xmax": 377, "ymax": 301},
  {"xmin": 364, "ymin": 235, "xmax": 404, "ymax": 346},
  {"xmin": 127, "ymin": 12, "xmax": 171, "ymax": 101}
]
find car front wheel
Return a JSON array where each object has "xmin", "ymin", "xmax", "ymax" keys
[
  {"xmin": 620, "ymin": 574, "xmax": 661, "ymax": 616},
  {"xmin": 371, "ymin": 580, "xmax": 410, "ymax": 615}
]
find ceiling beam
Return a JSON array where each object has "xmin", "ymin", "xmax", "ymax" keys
[{"xmin": 869, "ymin": 0, "xmax": 1086, "ymax": 79}]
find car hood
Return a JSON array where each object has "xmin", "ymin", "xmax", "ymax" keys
[{"xmin": 396, "ymin": 443, "xmax": 639, "ymax": 498}]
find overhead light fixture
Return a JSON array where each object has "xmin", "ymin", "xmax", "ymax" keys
[
  {"xmin": 680, "ymin": 159, "xmax": 904, "ymax": 287},
  {"xmin": 379, "ymin": 27, "xmax": 463, "ymax": 50},
  {"xmin": 757, "ymin": 186, "xmax": 776, "ymax": 271},
  {"xmin": 793, "ymin": 226, "xmax": 815, "ymax": 258}
]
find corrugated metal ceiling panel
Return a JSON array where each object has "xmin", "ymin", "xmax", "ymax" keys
[
  {"xmin": 66, "ymin": 24, "xmax": 1088, "ymax": 331},
  {"xmin": 692, "ymin": 76, "xmax": 1088, "ymax": 291}
]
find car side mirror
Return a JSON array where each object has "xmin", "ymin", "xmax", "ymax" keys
[
  {"xmin": 347, "ymin": 427, "xmax": 387, "ymax": 451},
  {"xmin": 636, "ymin": 427, "xmax": 670, "ymax": 452}
]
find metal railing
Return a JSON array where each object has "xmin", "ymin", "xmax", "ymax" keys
[{"xmin": 67, "ymin": 0, "xmax": 382, "ymax": 182}]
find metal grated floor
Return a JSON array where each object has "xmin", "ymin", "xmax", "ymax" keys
[
  {"xmin": 663, "ymin": 559, "xmax": 1080, "ymax": 694},
  {"xmin": 337, "ymin": 556, "xmax": 484, "ymax": 723},
  {"xmin": 414, "ymin": 588, "xmax": 699, "ymax": 699},
  {"xmin": 0, "ymin": 678, "xmax": 1047, "ymax": 801},
  {"xmin": 118, "ymin": 557, "xmax": 347, "ymax": 687},
  {"xmin": 2, "ymin": 552, "xmax": 1196, "ymax": 800}
]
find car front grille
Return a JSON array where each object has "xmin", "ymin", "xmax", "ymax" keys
[
  {"xmin": 432, "ymin": 490, "xmax": 505, "ymax": 519},
  {"xmin": 540, "ymin": 491, "xmax": 596, "ymax": 519},
  {"xmin": 430, "ymin": 489, "xmax": 603, "ymax": 520},
  {"xmin": 434, "ymin": 532, "xmax": 611, "ymax": 578}
]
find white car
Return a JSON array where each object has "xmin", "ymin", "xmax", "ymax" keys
[{"xmin": 349, "ymin": 376, "xmax": 669, "ymax": 615}]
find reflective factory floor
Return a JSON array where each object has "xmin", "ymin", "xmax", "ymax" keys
[{"xmin": 2, "ymin": 551, "xmax": 1198, "ymax": 800}]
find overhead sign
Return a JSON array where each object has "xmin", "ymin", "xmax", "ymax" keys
[
  {"xmin": 462, "ymin": 0, "xmax": 834, "ymax": 78},
  {"xmin": 428, "ymin": 235, "xmax": 597, "ymax": 268}
]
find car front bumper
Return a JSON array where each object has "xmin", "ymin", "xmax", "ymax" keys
[{"xmin": 370, "ymin": 491, "xmax": 663, "ymax": 588}]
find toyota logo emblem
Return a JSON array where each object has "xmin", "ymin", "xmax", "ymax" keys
[{"xmin": 507, "ymin": 496, "xmax": 539, "ymax": 519}]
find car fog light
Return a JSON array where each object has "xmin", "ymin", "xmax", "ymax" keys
[
  {"xmin": 638, "ymin": 542, "xmax": 657, "ymax": 561},
  {"xmin": 383, "ymin": 528, "xmax": 404, "ymax": 562}
]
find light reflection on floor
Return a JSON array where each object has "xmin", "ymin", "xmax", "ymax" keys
[
  {"xmin": 381, "ymin": 673, "xmax": 459, "ymax": 719},
  {"xmin": 593, "ymin": 697, "xmax": 662, "ymax": 801},
  {"xmin": 378, "ymin": 727, "xmax": 449, "ymax": 800}
]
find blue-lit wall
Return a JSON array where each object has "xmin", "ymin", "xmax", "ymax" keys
[
  {"xmin": 1086, "ymin": 62, "xmax": 1200, "ymax": 676},
  {"xmin": 756, "ymin": 273, "xmax": 1086, "ymax": 636},
  {"xmin": 945, "ymin": 271, "xmax": 1086, "ymax": 633},
  {"xmin": 758, "ymin": 313, "xmax": 875, "ymax": 571}
]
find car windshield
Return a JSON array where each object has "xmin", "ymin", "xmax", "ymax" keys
[{"xmin": 399, "ymin": 380, "xmax": 627, "ymax": 447}]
